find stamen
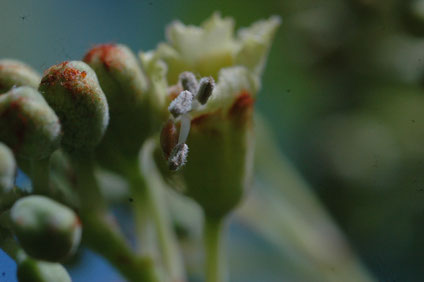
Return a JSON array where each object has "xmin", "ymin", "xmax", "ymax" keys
[
  {"xmin": 168, "ymin": 90, "xmax": 193, "ymax": 118},
  {"xmin": 196, "ymin": 76, "xmax": 215, "ymax": 105},
  {"xmin": 179, "ymin": 71, "xmax": 198, "ymax": 94},
  {"xmin": 178, "ymin": 114, "xmax": 191, "ymax": 144},
  {"xmin": 168, "ymin": 143, "xmax": 189, "ymax": 171}
]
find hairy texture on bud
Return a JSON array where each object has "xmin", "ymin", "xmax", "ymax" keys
[
  {"xmin": 17, "ymin": 258, "xmax": 71, "ymax": 282},
  {"xmin": 11, "ymin": 195, "xmax": 82, "ymax": 262},
  {"xmin": 169, "ymin": 143, "xmax": 189, "ymax": 171},
  {"xmin": 83, "ymin": 44, "xmax": 153, "ymax": 171},
  {"xmin": 169, "ymin": 90, "xmax": 193, "ymax": 118},
  {"xmin": 39, "ymin": 61, "xmax": 109, "ymax": 152},
  {"xmin": 0, "ymin": 142, "xmax": 16, "ymax": 193},
  {"xmin": 179, "ymin": 71, "xmax": 198, "ymax": 94},
  {"xmin": 0, "ymin": 87, "xmax": 61, "ymax": 159},
  {"xmin": 83, "ymin": 44, "xmax": 147, "ymax": 113},
  {"xmin": 196, "ymin": 76, "xmax": 215, "ymax": 105},
  {"xmin": 0, "ymin": 59, "xmax": 40, "ymax": 94}
]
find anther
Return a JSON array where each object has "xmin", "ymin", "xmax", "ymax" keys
[
  {"xmin": 196, "ymin": 76, "xmax": 215, "ymax": 105},
  {"xmin": 168, "ymin": 143, "xmax": 189, "ymax": 171},
  {"xmin": 179, "ymin": 71, "xmax": 198, "ymax": 94},
  {"xmin": 168, "ymin": 90, "xmax": 194, "ymax": 118}
]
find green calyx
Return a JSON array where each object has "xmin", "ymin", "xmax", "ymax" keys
[
  {"xmin": 39, "ymin": 61, "xmax": 109, "ymax": 152},
  {"xmin": 0, "ymin": 142, "xmax": 16, "ymax": 193},
  {"xmin": 0, "ymin": 59, "xmax": 40, "ymax": 94},
  {"xmin": 17, "ymin": 257, "xmax": 71, "ymax": 282},
  {"xmin": 10, "ymin": 195, "xmax": 82, "ymax": 262},
  {"xmin": 0, "ymin": 87, "xmax": 61, "ymax": 160},
  {"xmin": 83, "ymin": 44, "xmax": 152, "ymax": 170}
]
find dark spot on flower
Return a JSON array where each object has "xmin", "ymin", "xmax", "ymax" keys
[{"xmin": 228, "ymin": 90, "xmax": 254, "ymax": 124}]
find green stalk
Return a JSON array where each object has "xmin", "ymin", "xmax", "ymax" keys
[
  {"xmin": 204, "ymin": 218, "xmax": 224, "ymax": 282},
  {"xmin": 0, "ymin": 226, "xmax": 21, "ymax": 262},
  {"xmin": 69, "ymin": 152, "xmax": 160, "ymax": 282},
  {"xmin": 126, "ymin": 165, "xmax": 156, "ymax": 256},
  {"xmin": 30, "ymin": 157, "xmax": 51, "ymax": 195},
  {"xmin": 140, "ymin": 138, "xmax": 186, "ymax": 282}
]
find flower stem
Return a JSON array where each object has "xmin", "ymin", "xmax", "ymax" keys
[
  {"xmin": 204, "ymin": 218, "xmax": 225, "ymax": 282},
  {"xmin": 69, "ymin": 152, "xmax": 160, "ymax": 282},
  {"xmin": 140, "ymin": 138, "xmax": 186, "ymax": 282},
  {"xmin": 0, "ymin": 226, "xmax": 21, "ymax": 262},
  {"xmin": 126, "ymin": 166, "xmax": 156, "ymax": 256}
]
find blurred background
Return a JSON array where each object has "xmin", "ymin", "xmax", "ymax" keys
[{"xmin": 1, "ymin": 0, "xmax": 424, "ymax": 281}]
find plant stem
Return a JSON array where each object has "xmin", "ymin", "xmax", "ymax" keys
[
  {"xmin": 140, "ymin": 138, "xmax": 186, "ymax": 282},
  {"xmin": 126, "ymin": 166, "xmax": 156, "ymax": 256},
  {"xmin": 82, "ymin": 212, "xmax": 159, "ymax": 282},
  {"xmin": 69, "ymin": 152, "xmax": 160, "ymax": 282},
  {"xmin": 204, "ymin": 218, "xmax": 224, "ymax": 282},
  {"xmin": 30, "ymin": 157, "xmax": 51, "ymax": 195},
  {"xmin": 0, "ymin": 226, "xmax": 21, "ymax": 262}
]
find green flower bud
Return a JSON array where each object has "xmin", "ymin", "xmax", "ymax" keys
[
  {"xmin": 83, "ymin": 44, "xmax": 152, "ymax": 170},
  {"xmin": 0, "ymin": 87, "xmax": 61, "ymax": 159},
  {"xmin": 39, "ymin": 61, "xmax": 109, "ymax": 152},
  {"xmin": 0, "ymin": 142, "xmax": 16, "ymax": 193},
  {"xmin": 0, "ymin": 59, "xmax": 40, "ymax": 94},
  {"xmin": 11, "ymin": 195, "xmax": 82, "ymax": 262},
  {"xmin": 17, "ymin": 257, "xmax": 71, "ymax": 282}
]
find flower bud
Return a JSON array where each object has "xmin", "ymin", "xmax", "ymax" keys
[
  {"xmin": 0, "ymin": 142, "xmax": 16, "ymax": 193},
  {"xmin": 0, "ymin": 59, "xmax": 40, "ymax": 93},
  {"xmin": 17, "ymin": 257, "xmax": 71, "ymax": 282},
  {"xmin": 39, "ymin": 61, "xmax": 109, "ymax": 152},
  {"xmin": 83, "ymin": 44, "xmax": 151, "ymax": 170},
  {"xmin": 11, "ymin": 195, "xmax": 82, "ymax": 262},
  {"xmin": 0, "ymin": 87, "xmax": 61, "ymax": 159}
]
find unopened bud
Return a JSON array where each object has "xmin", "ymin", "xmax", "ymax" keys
[
  {"xmin": 83, "ymin": 43, "xmax": 147, "ymax": 113},
  {"xmin": 168, "ymin": 90, "xmax": 193, "ymax": 118},
  {"xmin": 17, "ymin": 257, "xmax": 71, "ymax": 282},
  {"xmin": 83, "ymin": 44, "xmax": 153, "ymax": 171},
  {"xmin": 169, "ymin": 143, "xmax": 189, "ymax": 171},
  {"xmin": 0, "ymin": 59, "xmax": 40, "ymax": 93},
  {"xmin": 196, "ymin": 76, "xmax": 215, "ymax": 105},
  {"xmin": 179, "ymin": 71, "xmax": 198, "ymax": 94},
  {"xmin": 0, "ymin": 142, "xmax": 16, "ymax": 193},
  {"xmin": 39, "ymin": 61, "xmax": 109, "ymax": 152},
  {"xmin": 11, "ymin": 195, "xmax": 82, "ymax": 262},
  {"xmin": 0, "ymin": 87, "xmax": 61, "ymax": 159}
]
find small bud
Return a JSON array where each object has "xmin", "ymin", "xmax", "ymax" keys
[
  {"xmin": 168, "ymin": 90, "xmax": 193, "ymax": 118},
  {"xmin": 196, "ymin": 76, "xmax": 215, "ymax": 105},
  {"xmin": 83, "ymin": 44, "xmax": 147, "ymax": 113},
  {"xmin": 0, "ymin": 59, "xmax": 40, "ymax": 93},
  {"xmin": 0, "ymin": 87, "xmax": 61, "ymax": 159},
  {"xmin": 11, "ymin": 195, "xmax": 82, "ymax": 262},
  {"xmin": 168, "ymin": 143, "xmax": 189, "ymax": 171},
  {"xmin": 17, "ymin": 257, "xmax": 71, "ymax": 282},
  {"xmin": 179, "ymin": 71, "xmax": 198, "ymax": 94},
  {"xmin": 83, "ymin": 44, "xmax": 153, "ymax": 171},
  {"xmin": 0, "ymin": 142, "xmax": 16, "ymax": 193},
  {"xmin": 39, "ymin": 61, "xmax": 109, "ymax": 152}
]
